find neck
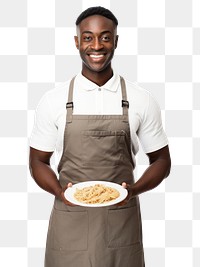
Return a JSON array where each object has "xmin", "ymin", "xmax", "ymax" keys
[{"xmin": 81, "ymin": 66, "xmax": 113, "ymax": 86}]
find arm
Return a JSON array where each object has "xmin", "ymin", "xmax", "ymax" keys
[
  {"xmin": 123, "ymin": 145, "xmax": 171, "ymax": 197},
  {"xmin": 29, "ymin": 147, "xmax": 72, "ymax": 204}
]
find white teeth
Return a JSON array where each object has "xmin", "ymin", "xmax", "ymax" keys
[{"xmin": 90, "ymin": 54, "xmax": 104, "ymax": 58}]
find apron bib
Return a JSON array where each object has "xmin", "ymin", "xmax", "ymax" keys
[{"xmin": 45, "ymin": 77, "xmax": 145, "ymax": 267}]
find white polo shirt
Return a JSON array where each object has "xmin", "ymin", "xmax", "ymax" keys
[{"xmin": 30, "ymin": 72, "xmax": 168, "ymax": 162}]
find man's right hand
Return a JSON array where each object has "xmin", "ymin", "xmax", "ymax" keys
[{"xmin": 60, "ymin": 183, "xmax": 76, "ymax": 206}]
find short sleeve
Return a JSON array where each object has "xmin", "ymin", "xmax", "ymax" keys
[
  {"xmin": 137, "ymin": 92, "xmax": 168, "ymax": 153},
  {"xmin": 29, "ymin": 92, "xmax": 58, "ymax": 152}
]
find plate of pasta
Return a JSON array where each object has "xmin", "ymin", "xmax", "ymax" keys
[{"xmin": 64, "ymin": 181, "xmax": 128, "ymax": 207}]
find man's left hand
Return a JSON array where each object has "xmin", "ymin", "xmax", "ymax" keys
[{"xmin": 117, "ymin": 182, "xmax": 134, "ymax": 206}]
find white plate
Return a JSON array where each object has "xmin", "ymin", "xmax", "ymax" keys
[{"xmin": 64, "ymin": 181, "xmax": 128, "ymax": 207}]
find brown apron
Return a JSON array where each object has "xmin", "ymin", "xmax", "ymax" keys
[{"xmin": 45, "ymin": 76, "xmax": 145, "ymax": 267}]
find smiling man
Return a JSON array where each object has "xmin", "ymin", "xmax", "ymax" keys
[
  {"xmin": 29, "ymin": 6, "xmax": 171, "ymax": 267},
  {"xmin": 74, "ymin": 11, "xmax": 118, "ymax": 83}
]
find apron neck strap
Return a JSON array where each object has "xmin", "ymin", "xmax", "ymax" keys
[
  {"xmin": 66, "ymin": 76, "xmax": 76, "ymax": 123},
  {"xmin": 120, "ymin": 76, "xmax": 129, "ymax": 116}
]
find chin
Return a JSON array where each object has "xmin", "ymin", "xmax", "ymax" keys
[{"xmin": 87, "ymin": 63, "xmax": 111, "ymax": 73}]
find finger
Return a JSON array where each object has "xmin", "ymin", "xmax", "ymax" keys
[
  {"xmin": 65, "ymin": 199, "xmax": 76, "ymax": 206},
  {"xmin": 62, "ymin": 182, "xmax": 73, "ymax": 191},
  {"xmin": 61, "ymin": 191, "xmax": 77, "ymax": 206},
  {"xmin": 122, "ymin": 183, "xmax": 132, "ymax": 193},
  {"xmin": 122, "ymin": 182, "xmax": 127, "ymax": 188},
  {"xmin": 116, "ymin": 198, "xmax": 128, "ymax": 206}
]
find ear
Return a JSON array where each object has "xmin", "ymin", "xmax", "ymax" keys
[
  {"xmin": 74, "ymin": 36, "xmax": 79, "ymax": 49},
  {"xmin": 115, "ymin": 35, "xmax": 119, "ymax": 49}
]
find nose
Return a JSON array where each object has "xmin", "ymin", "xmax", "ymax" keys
[{"xmin": 91, "ymin": 37, "xmax": 104, "ymax": 50}]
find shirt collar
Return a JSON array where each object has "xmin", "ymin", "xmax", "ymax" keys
[{"xmin": 75, "ymin": 71, "xmax": 120, "ymax": 92}]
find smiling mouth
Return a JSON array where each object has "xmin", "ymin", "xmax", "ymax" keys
[{"xmin": 89, "ymin": 54, "xmax": 105, "ymax": 58}]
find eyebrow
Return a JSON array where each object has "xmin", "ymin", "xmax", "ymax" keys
[{"xmin": 81, "ymin": 30, "xmax": 113, "ymax": 35}]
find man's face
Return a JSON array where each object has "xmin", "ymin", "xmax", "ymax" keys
[{"xmin": 74, "ymin": 15, "xmax": 118, "ymax": 74}]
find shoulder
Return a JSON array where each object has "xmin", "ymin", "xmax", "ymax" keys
[
  {"xmin": 36, "ymin": 80, "xmax": 71, "ymax": 113},
  {"xmin": 122, "ymin": 77, "xmax": 162, "ymax": 121},
  {"xmin": 122, "ymin": 78, "xmax": 152, "ymax": 113},
  {"xmin": 124, "ymin": 77, "xmax": 160, "ymax": 107},
  {"xmin": 123, "ymin": 78, "xmax": 150, "ymax": 99},
  {"xmin": 43, "ymin": 80, "xmax": 70, "ymax": 103},
  {"xmin": 34, "ymin": 79, "xmax": 72, "ymax": 126}
]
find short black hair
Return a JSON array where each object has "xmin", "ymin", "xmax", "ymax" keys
[{"xmin": 75, "ymin": 6, "xmax": 118, "ymax": 27}]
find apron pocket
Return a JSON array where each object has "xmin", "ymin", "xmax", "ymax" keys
[
  {"xmin": 51, "ymin": 209, "xmax": 88, "ymax": 251},
  {"xmin": 107, "ymin": 206, "xmax": 140, "ymax": 248},
  {"xmin": 82, "ymin": 130, "xmax": 125, "ymax": 166}
]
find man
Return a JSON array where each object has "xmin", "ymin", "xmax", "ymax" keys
[{"xmin": 29, "ymin": 6, "xmax": 171, "ymax": 267}]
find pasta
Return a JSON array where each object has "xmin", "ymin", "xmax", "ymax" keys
[{"xmin": 74, "ymin": 184, "xmax": 120, "ymax": 204}]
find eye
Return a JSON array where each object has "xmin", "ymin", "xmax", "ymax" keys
[
  {"xmin": 83, "ymin": 36, "xmax": 92, "ymax": 41},
  {"xmin": 101, "ymin": 35, "xmax": 110, "ymax": 41}
]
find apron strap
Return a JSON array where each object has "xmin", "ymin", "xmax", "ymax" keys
[
  {"xmin": 66, "ymin": 76, "xmax": 76, "ymax": 123},
  {"xmin": 120, "ymin": 76, "xmax": 129, "ymax": 116}
]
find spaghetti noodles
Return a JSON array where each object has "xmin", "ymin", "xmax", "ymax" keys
[{"xmin": 74, "ymin": 184, "xmax": 120, "ymax": 204}]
